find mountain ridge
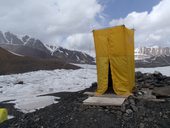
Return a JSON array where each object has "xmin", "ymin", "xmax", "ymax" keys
[
  {"xmin": 0, "ymin": 31, "xmax": 95, "ymax": 64},
  {"xmin": 135, "ymin": 46, "xmax": 170, "ymax": 67},
  {"xmin": 135, "ymin": 46, "xmax": 170, "ymax": 60},
  {"xmin": 1, "ymin": 30, "xmax": 170, "ymax": 67},
  {"xmin": 0, "ymin": 47, "xmax": 79, "ymax": 75}
]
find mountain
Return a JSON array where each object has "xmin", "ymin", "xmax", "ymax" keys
[
  {"xmin": 0, "ymin": 43, "xmax": 52, "ymax": 59},
  {"xmin": 135, "ymin": 46, "xmax": 170, "ymax": 67},
  {"xmin": 0, "ymin": 47, "xmax": 79, "ymax": 75},
  {"xmin": 0, "ymin": 31, "xmax": 95, "ymax": 64},
  {"xmin": 2, "ymin": 31, "xmax": 169, "ymax": 67},
  {"xmin": 52, "ymin": 47, "xmax": 94, "ymax": 64},
  {"xmin": 135, "ymin": 46, "xmax": 170, "ymax": 60}
]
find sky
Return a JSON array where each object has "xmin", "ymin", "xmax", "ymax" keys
[
  {"xmin": 99, "ymin": 0, "xmax": 160, "ymax": 19},
  {"xmin": 0, "ymin": 0, "xmax": 169, "ymax": 53}
]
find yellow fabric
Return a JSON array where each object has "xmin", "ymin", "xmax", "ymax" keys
[
  {"xmin": 0, "ymin": 108, "xmax": 8, "ymax": 123},
  {"xmin": 93, "ymin": 25, "xmax": 135, "ymax": 95}
]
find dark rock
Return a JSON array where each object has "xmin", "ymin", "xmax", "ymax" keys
[
  {"xmin": 135, "ymin": 71, "xmax": 143, "ymax": 79},
  {"xmin": 131, "ymin": 105, "xmax": 138, "ymax": 112},
  {"xmin": 126, "ymin": 109, "xmax": 133, "ymax": 114},
  {"xmin": 139, "ymin": 123, "xmax": 145, "ymax": 128},
  {"xmin": 129, "ymin": 98, "xmax": 135, "ymax": 105},
  {"xmin": 137, "ymin": 78, "xmax": 144, "ymax": 82},
  {"xmin": 152, "ymin": 86, "xmax": 170, "ymax": 97},
  {"xmin": 15, "ymin": 81, "xmax": 24, "ymax": 84},
  {"xmin": 121, "ymin": 104, "xmax": 126, "ymax": 112},
  {"xmin": 22, "ymin": 35, "xmax": 30, "ymax": 42}
]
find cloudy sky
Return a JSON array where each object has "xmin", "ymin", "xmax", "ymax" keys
[{"xmin": 0, "ymin": 0, "xmax": 169, "ymax": 53}]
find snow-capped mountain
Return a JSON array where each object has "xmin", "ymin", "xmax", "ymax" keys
[
  {"xmin": 0, "ymin": 31, "xmax": 95, "ymax": 64},
  {"xmin": 135, "ymin": 48, "xmax": 150, "ymax": 60},
  {"xmin": 44, "ymin": 44, "xmax": 59, "ymax": 55},
  {"xmin": 135, "ymin": 46, "xmax": 170, "ymax": 67},
  {"xmin": 0, "ymin": 31, "xmax": 23, "ymax": 45},
  {"xmin": 135, "ymin": 46, "xmax": 170, "ymax": 60}
]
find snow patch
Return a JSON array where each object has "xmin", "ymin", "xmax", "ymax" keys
[
  {"xmin": 58, "ymin": 48, "xmax": 63, "ymax": 53},
  {"xmin": 136, "ymin": 66, "xmax": 170, "ymax": 76},
  {"xmin": 8, "ymin": 51, "xmax": 24, "ymax": 57},
  {"xmin": 65, "ymin": 52, "xmax": 69, "ymax": 56},
  {"xmin": 8, "ymin": 115, "xmax": 14, "ymax": 120},
  {"xmin": 0, "ymin": 66, "xmax": 97, "ymax": 113},
  {"xmin": 76, "ymin": 55, "xmax": 80, "ymax": 61},
  {"xmin": 3, "ymin": 33, "xmax": 9, "ymax": 43},
  {"xmin": 23, "ymin": 37, "xmax": 30, "ymax": 45},
  {"xmin": 8, "ymin": 96, "xmax": 59, "ymax": 113},
  {"xmin": 44, "ymin": 44, "xmax": 59, "ymax": 55},
  {"xmin": 83, "ymin": 52, "xmax": 87, "ymax": 57},
  {"xmin": 45, "ymin": 44, "xmax": 59, "ymax": 53}
]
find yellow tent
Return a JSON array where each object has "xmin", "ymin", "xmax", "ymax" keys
[{"xmin": 93, "ymin": 25, "xmax": 135, "ymax": 96}]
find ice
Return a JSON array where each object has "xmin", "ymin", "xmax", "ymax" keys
[
  {"xmin": 8, "ymin": 115, "xmax": 14, "ymax": 120},
  {"xmin": 136, "ymin": 66, "xmax": 170, "ymax": 76},
  {"xmin": 0, "ymin": 65, "xmax": 97, "ymax": 113},
  {"xmin": 9, "ymin": 96, "xmax": 59, "ymax": 113}
]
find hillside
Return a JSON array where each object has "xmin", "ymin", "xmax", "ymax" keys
[
  {"xmin": 0, "ymin": 47, "xmax": 79, "ymax": 75},
  {"xmin": 0, "ymin": 31, "xmax": 95, "ymax": 64}
]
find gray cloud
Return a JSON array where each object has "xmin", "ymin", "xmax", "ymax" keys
[{"xmin": 0, "ymin": 0, "xmax": 102, "ymax": 50}]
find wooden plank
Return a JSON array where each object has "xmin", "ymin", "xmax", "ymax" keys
[
  {"xmin": 84, "ymin": 92, "xmax": 129, "ymax": 98},
  {"xmin": 83, "ymin": 97, "xmax": 126, "ymax": 106}
]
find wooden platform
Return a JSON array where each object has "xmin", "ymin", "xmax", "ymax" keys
[
  {"xmin": 84, "ymin": 92, "xmax": 129, "ymax": 98},
  {"xmin": 83, "ymin": 97, "xmax": 126, "ymax": 106},
  {"xmin": 83, "ymin": 92, "xmax": 126, "ymax": 106}
]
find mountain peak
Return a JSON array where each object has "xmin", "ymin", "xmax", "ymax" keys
[
  {"xmin": 4, "ymin": 31, "xmax": 23, "ymax": 45},
  {"xmin": 22, "ymin": 35, "xmax": 30, "ymax": 43}
]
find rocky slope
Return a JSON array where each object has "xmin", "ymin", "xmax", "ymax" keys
[
  {"xmin": 0, "ymin": 47, "xmax": 79, "ymax": 75},
  {"xmin": 0, "ymin": 31, "xmax": 94, "ymax": 64}
]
